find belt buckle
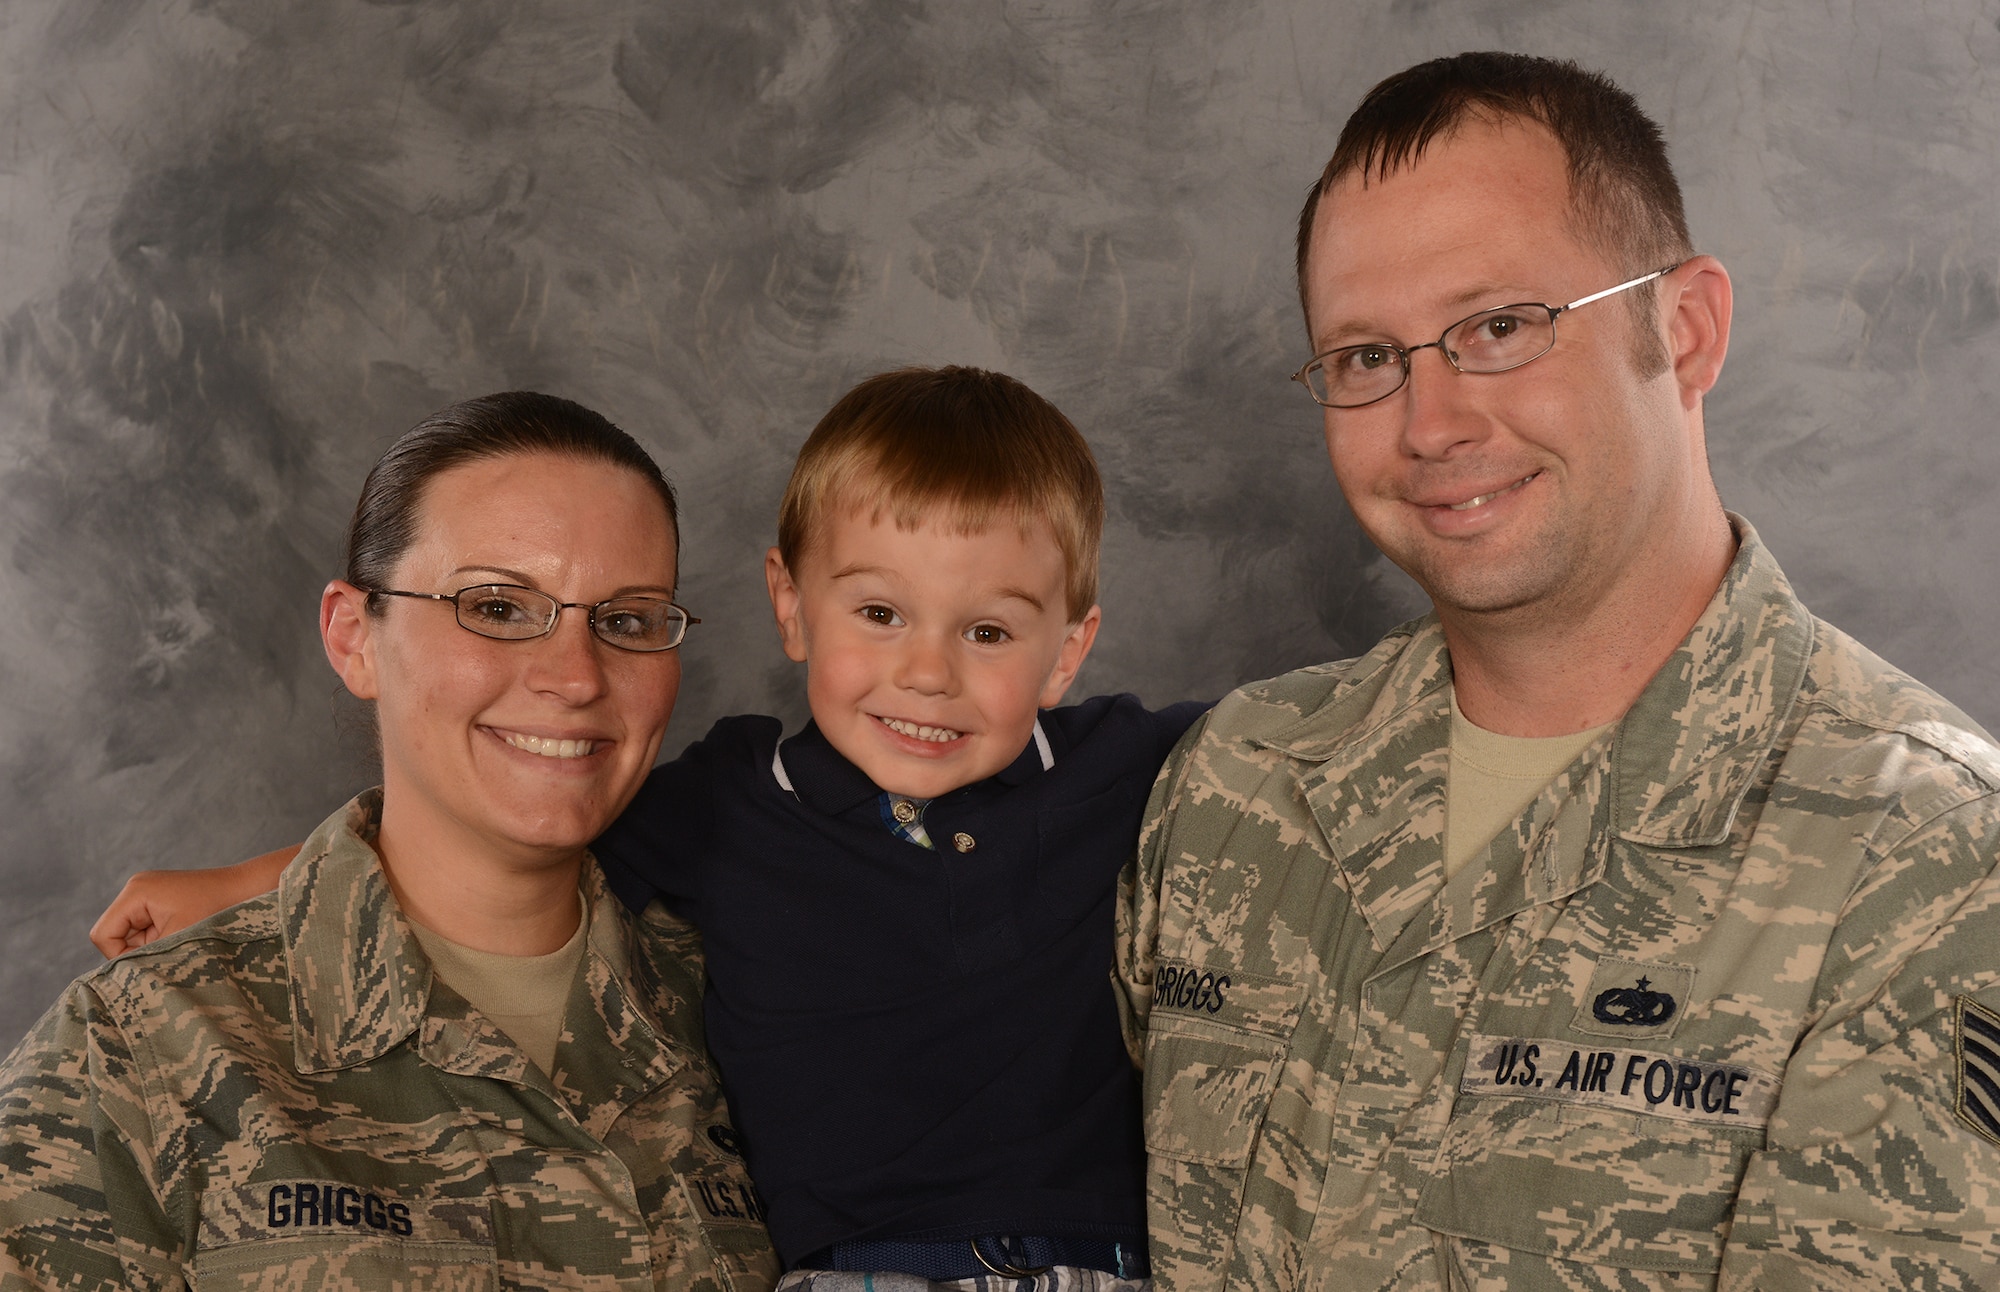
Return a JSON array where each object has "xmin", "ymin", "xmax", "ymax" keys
[{"xmin": 969, "ymin": 1236, "xmax": 1052, "ymax": 1278}]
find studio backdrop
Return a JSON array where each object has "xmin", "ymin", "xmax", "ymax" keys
[{"xmin": 2, "ymin": 0, "xmax": 1995, "ymax": 1051}]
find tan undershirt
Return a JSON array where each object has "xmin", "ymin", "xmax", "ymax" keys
[
  {"xmin": 1445, "ymin": 689, "xmax": 1613, "ymax": 879},
  {"xmin": 408, "ymin": 892, "xmax": 589, "ymax": 1076}
]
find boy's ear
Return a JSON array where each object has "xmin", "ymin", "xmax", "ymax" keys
[
  {"xmin": 765, "ymin": 547, "xmax": 810, "ymax": 663},
  {"xmin": 1037, "ymin": 604, "xmax": 1103, "ymax": 709},
  {"xmin": 321, "ymin": 580, "xmax": 381, "ymax": 700}
]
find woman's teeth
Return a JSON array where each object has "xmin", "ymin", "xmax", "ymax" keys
[
  {"xmin": 501, "ymin": 732, "xmax": 597, "ymax": 759},
  {"xmin": 880, "ymin": 717, "xmax": 962, "ymax": 743}
]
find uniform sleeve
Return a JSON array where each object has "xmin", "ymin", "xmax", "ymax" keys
[
  {"xmin": 1151, "ymin": 700, "xmax": 1215, "ymax": 762},
  {"xmin": 0, "ymin": 982, "xmax": 184, "ymax": 1291},
  {"xmin": 1114, "ymin": 709, "xmax": 1213, "ymax": 1069},
  {"xmin": 1718, "ymin": 795, "xmax": 2000, "ymax": 1288},
  {"xmin": 592, "ymin": 741, "xmax": 721, "ymax": 920}
]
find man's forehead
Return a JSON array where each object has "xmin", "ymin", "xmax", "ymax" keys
[{"xmin": 1303, "ymin": 120, "xmax": 1595, "ymax": 335}]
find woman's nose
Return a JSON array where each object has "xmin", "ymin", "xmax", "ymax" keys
[{"xmin": 525, "ymin": 608, "xmax": 611, "ymax": 702}]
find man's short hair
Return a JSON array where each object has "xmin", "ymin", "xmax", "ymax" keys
[
  {"xmin": 775, "ymin": 366, "xmax": 1104, "ymax": 621},
  {"xmin": 1296, "ymin": 52, "xmax": 1694, "ymax": 327}
]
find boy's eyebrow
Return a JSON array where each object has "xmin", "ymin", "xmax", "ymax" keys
[{"xmin": 829, "ymin": 563, "xmax": 1046, "ymax": 613}]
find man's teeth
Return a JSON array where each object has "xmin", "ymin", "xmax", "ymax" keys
[
  {"xmin": 501, "ymin": 732, "xmax": 597, "ymax": 759},
  {"xmin": 880, "ymin": 717, "xmax": 962, "ymax": 743},
  {"xmin": 1446, "ymin": 474, "xmax": 1535, "ymax": 511}
]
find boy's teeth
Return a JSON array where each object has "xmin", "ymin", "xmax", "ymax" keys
[
  {"xmin": 880, "ymin": 717, "xmax": 962, "ymax": 743},
  {"xmin": 501, "ymin": 732, "xmax": 597, "ymax": 759}
]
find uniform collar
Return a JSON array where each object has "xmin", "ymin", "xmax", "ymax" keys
[
  {"xmin": 772, "ymin": 717, "xmax": 1055, "ymax": 815},
  {"xmin": 282, "ymin": 791, "xmax": 689, "ymax": 1114},
  {"xmin": 1257, "ymin": 514, "xmax": 1811, "ymax": 852}
]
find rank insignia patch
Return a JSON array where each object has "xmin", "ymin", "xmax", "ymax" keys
[{"xmin": 1955, "ymin": 996, "xmax": 2000, "ymax": 1148}]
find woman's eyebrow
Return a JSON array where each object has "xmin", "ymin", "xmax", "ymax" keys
[
  {"xmin": 447, "ymin": 564, "xmax": 537, "ymax": 586},
  {"xmin": 443, "ymin": 566, "xmax": 675, "ymax": 597}
]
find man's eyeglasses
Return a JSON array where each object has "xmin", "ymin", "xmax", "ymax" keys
[
  {"xmin": 368, "ymin": 584, "xmax": 698, "ymax": 652},
  {"xmin": 1291, "ymin": 263, "xmax": 1683, "ymax": 409}
]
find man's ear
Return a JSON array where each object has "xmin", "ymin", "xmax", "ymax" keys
[
  {"xmin": 321, "ymin": 580, "xmax": 382, "ymax": 700},
  {"xmin": 1037, "ymin": 604, "xmax": 1103, "ymax": 709},
  {"xmin": 764, "ymin": 548, "xmax": 810, "ymax": 663},
  {"xmin": 1664, "ymin": 254, "xmax": 1732, "ymax": 410}
]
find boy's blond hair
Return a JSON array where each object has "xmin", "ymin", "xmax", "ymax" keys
[{"xmin": 776, "ymin": 367, "xmax": 1103, "ymax": 621}]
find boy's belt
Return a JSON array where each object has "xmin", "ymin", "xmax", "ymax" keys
[{"xmin": 796, "ymin": 1233, "xmax": 1151, "ymax": 1280}]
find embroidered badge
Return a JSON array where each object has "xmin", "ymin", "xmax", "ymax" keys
[
  {"xmin": 1460, "ymin": 1033, "xmax": 1777, "ymax": 1130},
  {"xmin": 1571, "ymin": 957, "xmax": 1695, "ymax": 1040},
  {"xmin": 1955, "ymin": 996, "xmax": 2000, "ymax": 1148},
  {"xmin": 1593, "ymin": 976, "xmax": 1677, "ymax": 1027},
  {"xmin": 706, "ymin": 1124, "xmax": 744, "ymax": 1157}
]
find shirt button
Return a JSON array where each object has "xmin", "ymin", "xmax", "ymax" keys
[
  {"xmin": 952, "ymin": 832, "xmax": 976, "ymax": 853},
  {"xmin": 891, "ymin": 799, "xmax": 919, "ymax": 824}
]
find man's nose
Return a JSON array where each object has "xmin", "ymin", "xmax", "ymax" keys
[{"xmin": 1397, "ymin": 343, "xmax": 1489, "ymax": 460}]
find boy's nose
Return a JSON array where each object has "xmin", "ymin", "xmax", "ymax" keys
[{"xmin": 895, "ymin": 632, "xmax": 956, "ymax": 694}]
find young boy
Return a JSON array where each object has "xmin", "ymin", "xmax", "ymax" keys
[{"xmin": 92, "ymin": 367, "xmax": 1205, "ymax": 1288}]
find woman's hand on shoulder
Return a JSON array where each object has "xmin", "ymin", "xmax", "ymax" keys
[{"xmin": 88, "ymin": 845, "xmax": 301, "ymax": 958}]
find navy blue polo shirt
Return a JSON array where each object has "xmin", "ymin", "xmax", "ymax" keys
[{"xmin": 592, "ymin": 693, "xmax": 1208, "ymax": 1266}]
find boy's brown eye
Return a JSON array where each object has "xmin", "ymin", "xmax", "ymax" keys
[
  {"xmin": 968, "ymin": 625, "xmax": 1007, "ymax": 645},
  {"xmin": 861, "ymin": 605, "xmax": 897, "ymax": 625}
]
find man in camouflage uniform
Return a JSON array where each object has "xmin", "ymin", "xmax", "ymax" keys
[
  {"xmin": 1118, "ymin": 53, "xmax": 2000, "ymax": 1291},
  {"xmin": 0, "ymin": 792, "xmax": 780, "ymax": 1290}
]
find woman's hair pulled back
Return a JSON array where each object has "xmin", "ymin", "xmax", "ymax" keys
[{"xmin": 345, "ymin": 391, "xmax": 678, "ymax": 611}]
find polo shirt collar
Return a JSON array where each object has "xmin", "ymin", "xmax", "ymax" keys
[{"xmin": 774, "ymin": 717, "xmax": 1055, "ymax": 814}]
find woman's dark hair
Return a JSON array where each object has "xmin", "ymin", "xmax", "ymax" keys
[{"xmin": 345, "ymin": 392, "xmax": 678, "ymax": 611}]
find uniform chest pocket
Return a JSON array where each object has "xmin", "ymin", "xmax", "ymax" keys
[
  {"xmin": 193, "ymin": 1235, "xmax": 497, "ymax": 1290},
  {"xmin": 1142, "ymin": 962, "xmax": 1305, "ymax": 1168},
  {"xmin": 1416, "ymin": 1089, "xmax": 1764, "ymax": 1274},
  {"xmin": 194, "ymin": 1182, "xmax": 497, "ymax": 1290}
]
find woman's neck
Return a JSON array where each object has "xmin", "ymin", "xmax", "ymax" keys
[{"xmin": 371, "ymin": 796, "xmax": 586, "ymax": 956}]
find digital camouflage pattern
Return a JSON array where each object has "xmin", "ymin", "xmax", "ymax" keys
[
  {"xmin": 0, "ymin": 791, "xmax": 780, "ymax": 1291},
  {"xmin": 1117, "ymin": 519, "xmax": 2000, "ymax": 1291}
]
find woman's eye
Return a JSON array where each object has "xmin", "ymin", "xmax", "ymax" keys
[
  {"xmin": 967, "ymin": 624, "xmax": 1008, "ymax": 645},
  {"xmin": 468, "ymin": 597, "xmax": 530, "ymax": 624}
]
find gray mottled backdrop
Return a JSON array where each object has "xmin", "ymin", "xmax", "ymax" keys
[{"xmin": 2, "ymin": 0, "xmax": 1996, "ymax": 1050}]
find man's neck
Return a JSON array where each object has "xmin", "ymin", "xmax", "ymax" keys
[
  {"xmin": 372, "ymin": 801, "xmax": 587, "ymax": 957},
  {"xmin": 1443, "ymin": 511, "xmax": 1737, "ymax": 737}
]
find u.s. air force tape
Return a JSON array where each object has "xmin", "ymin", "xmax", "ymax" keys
[{"xmin": 1460, "ymin": 1034, "xmax": 1778, "ymax": 1129}]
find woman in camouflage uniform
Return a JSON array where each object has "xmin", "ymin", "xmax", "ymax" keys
[{"xmin": 0, "ymin": 393, "xmax": 778, "ymax": 1291}]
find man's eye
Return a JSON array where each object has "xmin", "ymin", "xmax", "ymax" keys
[
  {"xmin": 1341, "ymin": 345, "xmax": 1398, "ymax": 373},
  {"xmin": 966, "ymin": 624, "xmax": 1008, "ymax": 645}
]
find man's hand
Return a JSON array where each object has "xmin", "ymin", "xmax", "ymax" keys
[{"xmin": 88, "ymin": 845, "xmax": 301, "ymax": 958}]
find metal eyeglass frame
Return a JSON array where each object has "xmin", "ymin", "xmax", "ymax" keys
[
  {"xmin": 368, "ymin": 584, "xmax": 699, "ymax": 652},
  {"xmin": 1291, "ymin": 262, "xmax": 1683, "ymax": 409}
]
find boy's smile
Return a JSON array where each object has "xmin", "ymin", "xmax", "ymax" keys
[{"xmin": 766, "ymin": 508, "xmax": 1101, "ymax": 800}]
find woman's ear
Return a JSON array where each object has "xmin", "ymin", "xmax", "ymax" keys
[
  {"xmin": 765, "ymin": 547, "xmax": 810, "ymax": 663},
  {"xmin": 321, "ymin": 580, "xmax": 382, "ymax": 699}
]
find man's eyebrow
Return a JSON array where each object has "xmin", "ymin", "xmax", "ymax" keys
[{"xmin": 1314, "ymin": 281, "xmax": 1534, "ymax": 350}]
